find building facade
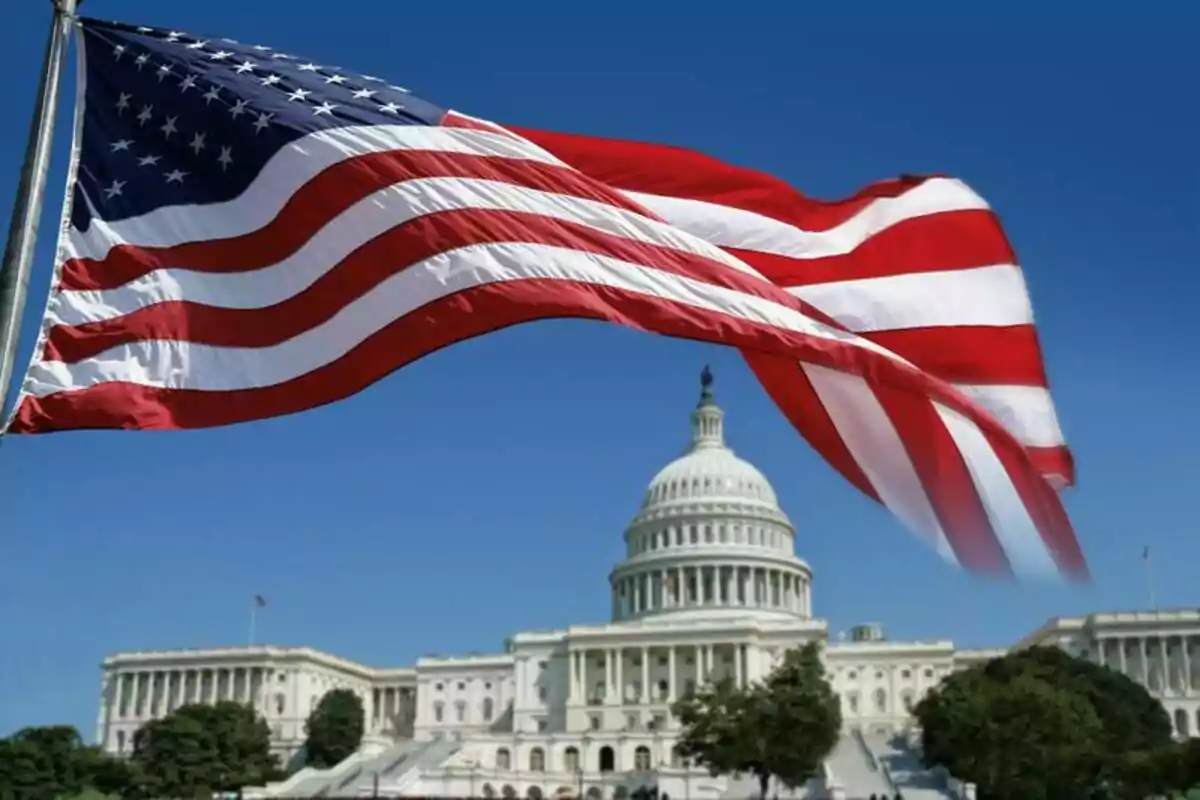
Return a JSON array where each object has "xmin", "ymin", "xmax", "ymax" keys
[{"xmin": 93, "ymin": 374, "xmax": 1200, "ymax": 797}]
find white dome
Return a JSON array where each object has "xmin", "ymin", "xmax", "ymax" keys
[
  {"xmin": 643, "ymin": 446, "xmax": 780, "ymax": 512},
  {"xmin": 609, "ymin": 368, "xmax": 811, "ymax": 624}
]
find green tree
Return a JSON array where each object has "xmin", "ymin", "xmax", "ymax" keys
[
  {"xmin": 915, "ymin": 646, "xmax": 1177, "ymax": 800},
  {"xmin": 0, "ymin": 735, "xmax": 52, "ymax": 800},
  {"xmin": 71, "ymin": 745, "xmax": 136, "ymax": 797},
  {"xmin": 672, "ymin": 642, "xmax": 841, "ymax": 799},
  {"xmin": 916, "ymin": 669, "xmax": 1105, "ymax": 800},
  {"xmin": 303, "ymin": 688, "xmax": 366, "ymax": 768},
  {"xmin": 131, "ymin": 701, "xmax": 278, "ymax": 797},
  {"xmin": 0, "ymin": 725, "xmax": 134, "ymax": 800}
]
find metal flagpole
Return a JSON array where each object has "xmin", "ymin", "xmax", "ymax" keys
[
  {"xmin": 1144, "ymin": 545, "xmax": 1158, "ymax": 611},
  {"xmin": 248, "ymin": 602, "xmax": 258, "ymax": 646},
  {"xmin": 0, "ymin": 0, "xmax": 79, "ymax": 420}
]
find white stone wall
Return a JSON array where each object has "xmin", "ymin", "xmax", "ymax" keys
[
  {"xmin": 824, "ymin": 642, "xmax": 956, "ymax": 733},
  {"xmin": 96, "ymin": 647, "xmax": 379, "ymax": 763},
  {"xmin": 413, "ymin": 655, "xmax": 515, "ymax": 738}
]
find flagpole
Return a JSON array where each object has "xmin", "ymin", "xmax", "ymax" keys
[
  {"xmin": 1144, "ymin": 546, "xmax": 1158, "ymax": 611},
  {"xmin": 0, "ymin": 0, "xmax": 78, "ymax": 420},
  {"xmin": 248, "ymin": 602, "xmax": 258, "ymax": 646}
]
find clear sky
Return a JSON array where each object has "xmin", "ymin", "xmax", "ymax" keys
[{"xmin": 0, "ymin": 3, "xmax": 1196, "ymax": 739}]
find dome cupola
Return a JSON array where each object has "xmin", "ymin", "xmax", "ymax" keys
[{"xmin": 609, "ymin": 367, "xmax": 813, "ymax": 624}]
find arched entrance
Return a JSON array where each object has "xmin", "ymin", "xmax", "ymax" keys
[{"xmin": 598, "ymin": 745, "xmax": 615, "ymax": 772}]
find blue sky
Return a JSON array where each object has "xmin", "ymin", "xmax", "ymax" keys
[{"xmin": 0, "ymin": 3, "xmax": 1196, "ymax": 739}]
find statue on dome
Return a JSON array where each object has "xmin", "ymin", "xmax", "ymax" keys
[{"xmin": 698, "ymin": 364, "xmax": 715, "ymax": 408}]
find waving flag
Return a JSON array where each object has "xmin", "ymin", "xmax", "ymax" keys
[{"xmin": 5, "ymin": 18, "xmax": 1086, "ymax": 581}]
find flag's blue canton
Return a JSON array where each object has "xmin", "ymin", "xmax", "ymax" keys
[{"xmin": 72, "ymin": 18, "xmax": 447, "ymax": 230}]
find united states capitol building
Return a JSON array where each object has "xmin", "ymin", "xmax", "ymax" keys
[{"xmin": 94, "ymin": 373, "xmax": 1200, "ymax": 799}]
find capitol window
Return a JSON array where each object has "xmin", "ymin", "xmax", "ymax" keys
[
  {"xmin": 275, "ymin": 693, "xmax": 285, "ymax": 714},
  {"xmin": 874, "ymin": 689, "xmax": 887, "ymax": 712},
  {"xmin": 495, "ymin": 747, "xmax": 511, "ymax": 770},
  {"xmin": 901, "ymin": 669, "xmax": 911, "ymax": 679},
  {"xmin": 455, "ymin": 701, "xmax": 466, "ymax": 722},
  {"xmin": 590, "ymin": 715, "xmax": 601, "ymax": 730},
  {"xmin": 847, "ymin": 693, "xmax": 859, "ymax": 713},
  {"xmin": 564, "ymin": 747, "xmax": 580, "ymax": 772},
  {"xmin": 482, "ymin": 697, "xmax": 494, "ymax": 721},
  {"xmin": 634, "ymin": 746, "xmax": 651, "ymax": 771},
  {"xmin": 433, "ymin": 702, "xmax": 444, "ymax": 722},
  {"xmin": 689, "ymin": 525, "xmax": 698, "ymax": 543},
  {"xmin": 530, "ymin": 747, "xmax": 546, "ymax": 771},
  {"xmin": 435, "ymin": 683, "xmax": 443, "ymax": 691}
]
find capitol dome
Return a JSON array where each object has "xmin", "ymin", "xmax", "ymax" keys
[{"xmin": 609, "ymin": 368, "xmax": 813, "ymax": 624}]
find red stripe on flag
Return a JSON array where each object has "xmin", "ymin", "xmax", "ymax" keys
[
  {"xmin": 743, "ymin": 351, "xmax": 881, "ymax": 503},
  {"xmin": 872, "ymin": 383, "xmax": 1012, "ymax": 576},
  {"xmin": 863, "ymin": 326, "xmax": 1051, "ymax": 387},
  {"xmin": 727, "ymin": 209, "xmax": 1016, "ymax": 287},
  {"xmin": 45, "ymin": 208, "xmax": 797, "ymax": 363},
  {"xmin": 11, "ymin": 278, "xmax": 909, "ymax": 432},
  {"xmin": 508, "ymin": 125, "xmax": 936, "ymax": 231},
  {"xmin": 60, "ymin": 148, "xmax": 657, "ymax": 291},
  {"xmin": 987, "ymin": 428, "xmax": 1088, "ymax": 579}
]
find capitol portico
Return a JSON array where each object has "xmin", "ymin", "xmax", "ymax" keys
[{"xmin": 94, "ymin": 371, "xmax": 1200, "ymax": 799}]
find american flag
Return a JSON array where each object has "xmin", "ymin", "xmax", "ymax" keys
[{"xmin": 6, "ymin": 17, "xmax": 1086, "ymax": 581}]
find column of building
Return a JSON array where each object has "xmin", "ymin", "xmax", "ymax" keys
[
  {"xmin": 567, "ymin": 641, "xmax": 754, "ymax": 710},
  {"xmin": 1096, "ymin": 633, "xmax": 1198, "ymax": 696},
  {"xmin": 108, "ymin": 664, "xmax": 273, "ymax": 725},
  {"xmin": 615, "ymin": 565, "xmax": 810, "ymax": 618}
]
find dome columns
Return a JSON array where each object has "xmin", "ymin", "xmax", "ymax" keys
[{"xmin": 611, "ymin": 561, "xmax": 812, "ymax": 621}]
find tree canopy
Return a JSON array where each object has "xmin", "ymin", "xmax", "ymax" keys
[
  {"xmin": 130, "ymin": 700, "xmax": 280, "ymax": 797},
  {"xmin": 915, "ymin": 645, "xmax": 1190, "ymax": 800},
  {"xmin": 303, "ymin": 688, "xmax": 365, "ymax": 768},
  {"xmin": 0, "ymin": 725, "xmax": 131, "ymax": 800},
  {"xmin": 672, "ymin": 641, "xmax": 841, "ymax": 799}
]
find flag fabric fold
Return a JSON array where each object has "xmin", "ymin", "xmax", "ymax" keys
[{"xmin": 5, "ymin": 18, "xmax": 1086, "ymax": 581}]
